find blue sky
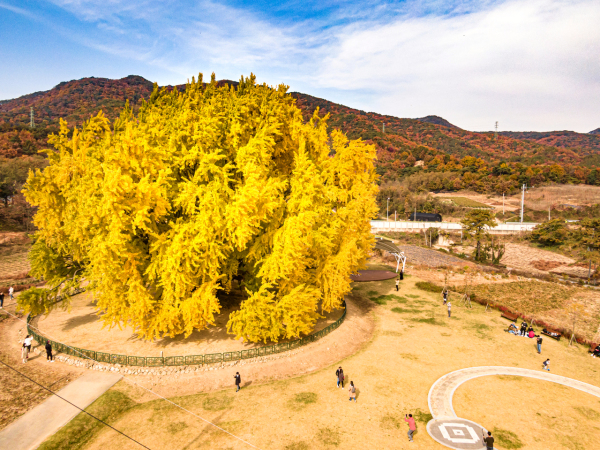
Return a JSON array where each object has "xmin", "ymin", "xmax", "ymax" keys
[{"xmin": 1, "ymin": 0, "xmax": 599, "ymax": 132}]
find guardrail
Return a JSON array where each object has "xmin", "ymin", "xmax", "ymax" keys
[
  {"xmin": 370, "ymin": 220, "xmax": 539, "ymax": 233},
  {"xmin": 27, "ymin": 299, "xmax": 347, "ymax": 367}
]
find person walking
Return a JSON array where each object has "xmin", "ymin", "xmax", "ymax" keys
[
  {"xmin": 0, "ymin": 291, "xmax": 4, "ymax": 308},
  {"xmin": 22, "ymin": 334, "xmax": 32, "ymax": 363},
  {"xmin": 348, "ymin": 381, "xmax": 356, "ymax": 402},
  {"xmin": 45, "ymin": 340, "xmax": 54, "ymax": 362},
  {"xmin": 234, "ymin": 372, "xmax": 241, "ymax": 392},
  {"xmin": 8, "ymin": 286, "xmax": 14, "ymax": 301},
  {"xmin": 442, "ymin": 290, "xmax": 448, "ymax": 305},
  {"xmin": 447, "ymin": 302, "xmax": 451, "ymax": 318},
  {"xmin": 395, "ymin": 278, "xmax": 400, "ymax": 291},
  {"xmin": 536, "ymin": 335, "xmax": 543, "ymax": 354},
  {"xmin": 543, "ymin": 359, "xmax": 550, "ymax": 371},
  {"xmin": 483, "ymin": 431, "xmax": 494, "ymax": 450},
  {"xmin": 336, "ymin": 367, "xmax": 344, "ymax": 388},
  {"xmin": 405, "ymin": 414, "xmax": 416, "ymax": 442}
]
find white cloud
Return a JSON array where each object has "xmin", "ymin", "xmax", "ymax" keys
[
  {"xmin": 42, "ymin": 0, "xmax": 600, "ymax": 131},
  {"xmin": 316, "ymin": 0, "xmax": 600, "ymax": 131}
]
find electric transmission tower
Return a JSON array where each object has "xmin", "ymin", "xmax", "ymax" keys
[
  {"xmin": 494, "ymin": 121, "xmax": 498, "ymax": 140},
  {"xmin": 30, "ymin": 107, "xmax": 35, "ymax": 128},
  {"xmin": 382, "ymin": 123, "xmax": 386, "ymax": 133}
]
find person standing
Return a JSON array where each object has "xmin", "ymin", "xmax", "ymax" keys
[
  {"xmin": 0, "ymin": 291, "xmax": 4, "ymax": 308},
  {"xmin": 543, "ymin": 359, "xmax": 550, "ymax": 371},
  {"xmin": 8, "ymin": 286, "xmax": 14, "ymax": 301},
  {"xmin": 45, "ymin": 340, "xmax": 54, "ymax": 362},
  {"xmin": 442, "ymin": 290, "xmax": 448, "ymax": 305},
  {"xmin": 447, "ymin": 302, "xmax": 451, "ymax": 318},
  {"xmin": 348, "ymin": 381, "xmax": 356, "ymax": 402},
  {"xmin": 395, "ymin": 278, "xmax": 400, "ymax": 291},
  {"xmin": 483, "ymin": 431, "xmax": 494, "ymax": 450},
  {"xmin": 536, "ymin": 335, "xmax": 543, "ymax": 354},
  {"xmin": 234, "ymin": 372, "xmax": 241, "ymax": 392},
  {"xmin": 336, "ymin": 367, "xmax": 344, "ymax": 388},
  {"xmin": 22, "ymin": 334, "xmax": 32, "ymax": 363},
  {"xmin": 520, "ymin": 321, "xmax": 527, "ymax": 336},
  {"xmin": 404, "ymin": 414, "xmax": 416, "ymax": 442}
]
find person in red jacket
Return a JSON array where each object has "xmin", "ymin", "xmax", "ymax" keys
[{"xmin": 404, "ymin": 414, "xmax": 416, "ymax": 442}]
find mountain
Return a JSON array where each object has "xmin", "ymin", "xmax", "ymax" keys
[
  {"xmin": 499, "ymin": 130, "xmax": 600, "ymax": 153},
  {"xmin": 1, "ymin": 76, "xmax": 599, "ymax": 189},
  {"xmin": 291, "ymin": 92, "xmax": 599, "ymax": 167},
  {"xmin": 414, "ymin": 115, "xmax": 461, "ymax": 130},
  {"xmin": 0, "ymin": 75, "xmax": 154, "ymax": 131}
]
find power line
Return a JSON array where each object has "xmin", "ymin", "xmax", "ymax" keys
[
  {"xmin": 0, "ymin": 359, "xmax": 152, "ymax": 450},
  {"xmin": 0, "ymin": 308, "xmax": 264, "ymax": 450}
]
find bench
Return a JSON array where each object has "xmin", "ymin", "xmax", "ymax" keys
[
  {"xmin": 542, "ymin": 330, "xmax": 561, "ymax": 341},
  {"xmin": 500, "ymin": 312, "xmax": 519, "ymax": 322}
]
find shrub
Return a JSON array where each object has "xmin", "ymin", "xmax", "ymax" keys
[{"xmin": 415, "ymin": 281, "xmax": 442, "ymax": 293}]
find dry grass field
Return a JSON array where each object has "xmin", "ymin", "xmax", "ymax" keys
[
  {"xmin": 431, "ymin": 185, "xmax": 600, "ymax": 218},
  {"xmin": 35, "ymin": 269, "xmax": 600, "ymax": 450},
  {"xmin": 0, "ymin": 311, "xmax": 83, "ymax": 430},
  {"xmin": 523, "ymin": 185, "xmax": 600, "ymax": 211}
]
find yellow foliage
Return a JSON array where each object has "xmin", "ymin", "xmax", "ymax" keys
[{"xmin": 22, "ymin": 74, "xmax": 378, "ymax": 342}]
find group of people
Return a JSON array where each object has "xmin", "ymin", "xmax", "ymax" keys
[
  {"xmin": 21, "ymin": 335, "xmax": 55, "ymax": 363},
  {"xmin": 507, "ymin": 321, "xmax": 537, "ymax": 338},
  {"xmin": 335, "ymin": 367, "xmax": 356, "ymax": 401},
  {"xmin": 591, "ymin": 344, "xmax": 600, "ymax": 358},
  {"xmin": 507, "ymin": 321, "xmax": 545, "ymax": 354},
  {"xmin": 0, "ymin": 285, "xmax": 14, "ymax": 308}
]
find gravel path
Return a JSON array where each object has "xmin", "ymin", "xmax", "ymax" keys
[{"xmin": 397, "ymin": 244, "xmax": 468, "ymax": 268}]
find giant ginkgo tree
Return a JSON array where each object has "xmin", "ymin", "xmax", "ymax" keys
[{"xmin": 20, "ymin": 74, "xmax": 378, "ymax": 342}]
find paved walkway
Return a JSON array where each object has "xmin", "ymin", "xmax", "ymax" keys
[
  {"xmin": 0, "ymin": 371, "xmax": 122, "ymax": 450},
  {"xmin": 426, "ymin": 366, "xmax": 600, "ymax": 449}
]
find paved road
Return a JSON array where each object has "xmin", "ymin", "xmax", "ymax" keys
[
  {"xmin": 426, "ymin": 366, "xmax": 600, "ymax": 449},
  {"xmin": 0, "ymin": 371, "xmax": 122, "ymax": 450}
]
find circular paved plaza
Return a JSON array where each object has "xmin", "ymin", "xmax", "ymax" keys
[{"xmin": 427, "ymin": 366, "xmax": 600, "ymax": 449}]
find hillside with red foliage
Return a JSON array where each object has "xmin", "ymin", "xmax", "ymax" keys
[
  {"xmin": 0, "ymin": 75, "xmax": 154, "ymax": 130},
  {"xmin": 499, "ymin": 131, "xmax": 600, "ymax": 152},
  {"xmin": 1, "ymin": 76, "xmax": 599, "ymax": 193},
  {"xmin": 292, "ymin": 93, "xmax": 599, "ymax": 167}
]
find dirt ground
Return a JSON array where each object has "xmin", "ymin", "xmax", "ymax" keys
[
  {"xmin": 431, "ymin": 191, "xmax": 521, "ymax": 213},
  {"xmin": 0, "ymin": 309, "xmax": 84, "ymax": 430},
  {"xmin": 36, "ymin": 271, "xmax": 600, "ymax": 450},
  {"xmin": 431, "ymin": 185, "xmax": 600, "ymax": 215},
  {"xmin": 501, "ymin": 243, "xmax": 589, "ymax": 278},
  {"xmin": 35, "ymin": 292, "xmax": 346, "ymax": 357}
]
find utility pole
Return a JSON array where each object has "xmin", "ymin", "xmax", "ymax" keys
[
  {"xmin": 395, "ymin": 210, "xmax": 397, "ymax": 222},
  {"xmin": 520, "ymin": 184, "xmax": 526, "ymax": 223},
  {"xmin": 494, "ymin": 121, "xmax": 498, "ymax": 140},
  {"xmin": 502, "ymin": 193, "xmax": 505, "ymax": 216},
  {"xmin": 548, "ymin": 205, "xmax": 551, "ymax": 221},
  {"xmin": 387, "ymin": 198, "xmax": 390, "ymax": 221},
  {"xmin": 30, "ymin": 107, "xmax": 35, "ymax": 128},
  {"xmin": 383, "ymin": 123, "xmax": 386, "ymax": 133}
]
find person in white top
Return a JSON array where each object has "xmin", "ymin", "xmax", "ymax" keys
[
  {"xmin": 22, "ymin": 335, "xmax": 33, "ymax": 363},
  {"xmin": 8, "ymin": 286, "xmax": 14, "ymax": 300}
]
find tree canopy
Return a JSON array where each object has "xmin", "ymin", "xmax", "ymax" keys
[
  {"xmin": 530, "ymin": 219, "xmax": 571, "ymax": 246},
  {"xmin": 461, "ymin": 210, "xmax": 497, "ymax": 261},
  {"xmin": 20, "ymin": 74, "xmax": 378, "ymax": 342}
]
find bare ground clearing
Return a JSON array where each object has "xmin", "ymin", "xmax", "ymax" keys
[{"xmin": 35, "ymin": 292, "xmax": 346, "ymax": 357}]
